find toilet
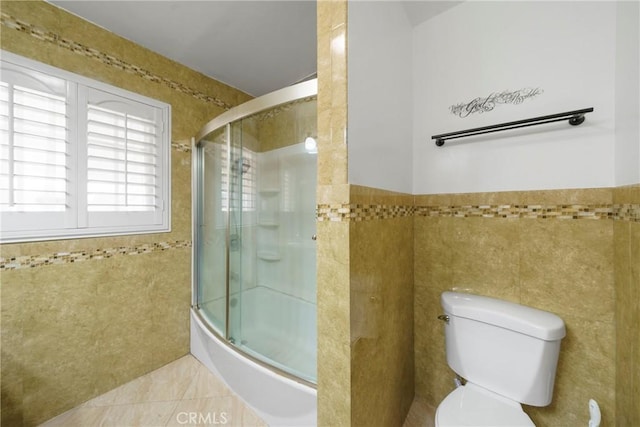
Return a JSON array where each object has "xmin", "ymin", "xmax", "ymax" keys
[{"xmin": 435, "ymin": 291, "xmax": 566, "ymax": 427}]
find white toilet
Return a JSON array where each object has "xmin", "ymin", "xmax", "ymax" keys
[{"xmin": 435, "ymin": 291, "xmax": 566, "ymax": 427}]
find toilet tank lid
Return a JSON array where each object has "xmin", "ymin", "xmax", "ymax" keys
[{"xmin": 441, "ymin": 292, "xmax": 566, "ymax": 341}]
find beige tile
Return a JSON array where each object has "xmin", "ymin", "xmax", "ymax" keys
[
  {"xmin": 37, "ymin": 355, "xmax": 268, "ymax": 426},
  {"xmin": 182, "ymin": 361, "xmax": 233, "ymax": 400},
  {"xmin": 448, "ymin": 217, "xmax": 521, "ymax": 301},
  {"xmin": 403, "ymin": 397, "xmax": 436, "ymax": 427},
  {"xmin": 94, "ymin": 275, "xmax": 158, "ymax": 395},
  {"xmin": 149, "ymin": 249, "xmax": 192, "ymax": 367},
  {"xmin": 317, "ymin": 184, "xmax": 350, "ymax": 205},
  {"xmin": 316, "ymin": 219, "xmax": 351, "ymax": 426},
  {"xmin": 88, "ymin": 356, "xmax": 199, "ymax": 407},
  {"xmin": 350, "ymin": 184, "xmax": 413, "ymax": 206},
  {"xmin": 519, "ymin": 219, "xmax": 615, "ymax": 321},
  {"xmin": 414, "ymin": 217, "xmax": 454, "ymax": 293},
  {"xmin": 21, "ymin": 262, "xmax": 101, "ymax": 426},
  {"xmin": 613, "ymin": 183, "xmax": 640, "ymax": 204},
  {"xmin": 316, "ymin": 0, "xmax": 348, "ymax": 190},
  {"xmin": 413, "ymin": 286, "xmax": 454, "ymax": 405},
  {"xmin": 520, "ymin": 187, "xmax": 612, "ymax": 205},
  {"xmin": 615, "ymin": 220, "xmax": 640, "ymax": 425},
  {"xmin": 100, "ymin": 401, "xmax": 178, "ymax": 427},
  {"xmin": 39, "ymin": 405, "xmax": 109, "ymax": 427},
  {"xmin": 1, "ymin": 267, "xmax": 28, "ymax": 426},
  {"xmin": 350, "ymin": 216, "xmax": 415, "ymax": 427},
  {"xmin": 526, "ymin": 316, "xmax": 615, "ymax": 426},
  {"xmin": 166, "ymin": 396, "xmax": 266, "ymax": 427}
]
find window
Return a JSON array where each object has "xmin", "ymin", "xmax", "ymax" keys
[
  {"xmin": 0, "ymin": 51, "xmax": 170, "ymax": 243},
  {"xmin": 220, "ymin": 146, "xmax": 256, "ymax": 212}
]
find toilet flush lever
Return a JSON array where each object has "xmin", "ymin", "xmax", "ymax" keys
[{"xmin": 438, "ymin": 314, "xmax": 450, "ymax": 324}]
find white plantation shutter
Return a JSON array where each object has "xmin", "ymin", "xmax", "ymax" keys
[
  {"xmin": 0, "ymin": 51, "xmax": 170, "ymax": 243},
  {"xmin": 81, "ymin": 88, "xmax": 166, "ymax": 230},
  {"xmin": 86, "ymin": 106, "xmax": 157, "ymax": 211},
  {"xmin": 0, "ymin": 63, "xmax": 74, "ymax": 235}
]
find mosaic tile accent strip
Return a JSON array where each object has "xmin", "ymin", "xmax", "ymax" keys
[
  {"xmin": 4, "ymin": 205, "xmax": 635, "ymax": 269},
  {"xmin": 171, "ymin": 141, "xmax": 192, "ymax": 153},
  {"xmin": 614, "ymin": 203, "xmax": 640, "ymax": 223},
  {"xmin": 1, "ymin": 13, "xmax": 233, "ymax": 110},
  {"xmin": 252, "ymin": 96, "xmax": 317, "ymax": 122},
  {"xmin": 0, "ymin": 240, "xmax": 192, "ymax": 271},
  {"xmin": 317, "ymin": 204, "xmax": 415, "ymax": 222},
  {"xmin": 318, "ymin": 203, "xmax": 640, "ymax": 222},
  {"xmin": 415, "ymin": 204, "xmax": 615, "ymax": 220}
]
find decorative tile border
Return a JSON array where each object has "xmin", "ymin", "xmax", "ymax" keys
[
  {"xmin": 1, "ymin": 13, "xmax": 233, "ymax": 111},
  {"xmin": 252, "ymin": 96, "xmax": 317, "ymax": 122},
  {"xmin": 318, "ymin": 203, "xmax": 640, "ymax": 223},
  {"xmin": 171, "ymin": 141, "xmax": 192, "ymax": 153},
  {"xmin": 317, "ymin": 204, "xmax": 415, "ymax": 222},
  {"xmin": 415, "ymin": 204, "xmax": 615, "ymax": 220},
  {"xmin": 0, "ymin": 240, "xmax": 192, "ymax": 271},
  {"xmin": 4, "ymin": 203, "xmax": 636, "ymax": 269},
  {"xmin": 614, "ymin": 204, "xmax": 640, "ymax": 223}
]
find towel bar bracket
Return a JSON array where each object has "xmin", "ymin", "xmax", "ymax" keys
[{"xmin": 568, "ymin": 114, "xmax": 586, "ymax": 126}]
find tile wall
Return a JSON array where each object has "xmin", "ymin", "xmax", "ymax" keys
[
  {"xmin": 348, "ymin": 186, "xmax": 414, "ymax": 427},
  {"xmin": 317, "ymin": 5, "xmax": 416, "ymax": 425},
  {"xmin": 414, "ymin": 187, "xmax": 640, "ymax": 426},
  {"xmin": 316, "ymin": 182, "xmax": 639, "ymax": 426},
  {"xmin": 0, "ymin": 1, "xmax": 251, "ymax": 425},
  {"xmin": 613, "ymin": 184, "xmax": 640, "ymax": 426}
]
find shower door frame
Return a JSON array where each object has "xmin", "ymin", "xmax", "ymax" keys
[{"xmin": 191, "ymin": 78, "xmax": 318, "ymax": 387}]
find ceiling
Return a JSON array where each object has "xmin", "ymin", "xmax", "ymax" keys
[{"xmin": 48, "ymin": 1, "xmax": 461, "ymax": 97}]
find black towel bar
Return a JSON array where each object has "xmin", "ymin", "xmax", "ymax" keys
[{"xmin": 432, "ymin": 107, "xmax": 594, "ymax": 147}]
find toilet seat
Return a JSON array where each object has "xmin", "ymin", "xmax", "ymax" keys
[{"xmin": 435, "ymin": 383, "xmax": 535, "ymax": 427}]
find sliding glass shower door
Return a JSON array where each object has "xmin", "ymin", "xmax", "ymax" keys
[{"xmin": 194, "ymin": 82, "xmax": 318, "ymax": 384}]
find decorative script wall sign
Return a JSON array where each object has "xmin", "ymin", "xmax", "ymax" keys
[{"xmin": 450, "ymin": 87, "xmax": 543, "ymax": 118}]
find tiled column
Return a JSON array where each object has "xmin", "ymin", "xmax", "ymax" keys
[{"xmin": 316, "ymin": 1, "xmax": 351, "ymax": 426}]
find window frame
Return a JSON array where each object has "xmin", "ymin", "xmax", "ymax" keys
[{"xmin": 0, "ymin": 50, "xmax": 171, "ymax": 244}]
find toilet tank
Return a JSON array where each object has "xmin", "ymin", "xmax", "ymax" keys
[{"xmin": 440, "ymin": 291, "xmax": 566, "ymax": 407}]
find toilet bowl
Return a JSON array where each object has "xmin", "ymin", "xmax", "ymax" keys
[{"xmin": 435, "ymin": 383, "xmax": 534, "ymax": 427}]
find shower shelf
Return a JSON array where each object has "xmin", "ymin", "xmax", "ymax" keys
[{"xmin": 257, "ymin": 251, "xmax": 281, "ymax": 261}]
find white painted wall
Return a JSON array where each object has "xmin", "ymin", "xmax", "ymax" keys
[
  {"xmin": 615, "ymin": 0, "xmax": 640, "ymax": 186},
  {"xmin": 347, "ymin": 1, "xmax": 413, "ymax": 194},
  {"xmin": 347, "ymin": 1, "xmax": 637, "ymax": 195},
  {"xmin": 412, "ymin": 1, "xmax": 618, "ymax": 194}
]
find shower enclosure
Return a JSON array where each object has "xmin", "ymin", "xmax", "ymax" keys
[{"xmin": 191, "ymin": 79, "xmax": 317, "ymax": 425}]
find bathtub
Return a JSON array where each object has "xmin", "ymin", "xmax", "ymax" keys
[{"xmin": 190, "ymin": 309, "xmax": 318, "ymax": 427}]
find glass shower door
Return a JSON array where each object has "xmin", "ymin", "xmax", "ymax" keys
[
  {"xmin": 194, "ymin": 88, "xmax": 318, "ymax": 384},
  {"xmin": 196, "ymin": 126, "xmax": 228, "ymax": 336},
  {"xmin": 227, "ymin": 119, "xmax": 250, "ymax": 345},
  {"xmin": 229, "ymin": 99, "xmax": 318, "ymax": 383}
]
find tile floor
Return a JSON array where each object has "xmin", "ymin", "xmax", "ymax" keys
[
  {"xmin": 40, "ymin": 353, "xmax": 435, "ymax": 427},
  {"xmin": 402, "ymin": 398, "xmax": 436, "ymax": 427},
  {"xmin": 39, "ymin": 355, "xmax": 267, "ymax": 427}
]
